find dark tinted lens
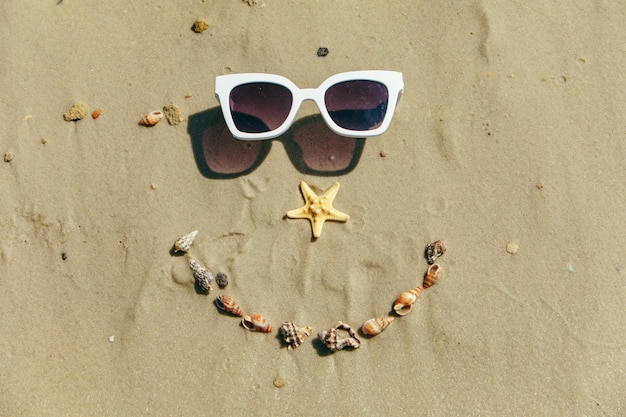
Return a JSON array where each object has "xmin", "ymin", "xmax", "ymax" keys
[
  {"xmin": 229, "ymin": 82, "xmax": 293, "ymax": 133},
  {"xmin": 324, "ymin": 80, "xmax": 388, "ymax": 131}
]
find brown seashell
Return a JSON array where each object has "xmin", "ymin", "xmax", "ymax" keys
[
  {"xmin": 174, "ymin": 230, "xmax": 198, "ymax": 253},
  {"xmin": 215, "ymin": 295, "xmax": 244, "ymax": 317},
  {"xmin": 91, "ymin": 108, "xmax": 101, "ymax": 119},
  {"xmin": 361, "ymin": 316, "xmax": 395, "ymax": 336},
  {"xmin": 242, "ymin": 314, "xmax": 273, "ymax": 333},
  {"xmin": 139, "ymin": 110, "xmax": 163, "ymax": 126},
  {"xmin": 425, "ymin": 240, "xmax": 446, "ymax": 264},
  {"xmin": 317, "ymin": 322, "xmax": 361, "ymax": 352},
  {"xmin": 393, "ymin": 286, "xmax": 423, "ymax": 316},
  {"xmin": 280, "ymin": 322, "xmax": 313, "ymax": 350},
  {"xmin": 423, "ymin": 263, "xmax": 442, "ymax": 289}
]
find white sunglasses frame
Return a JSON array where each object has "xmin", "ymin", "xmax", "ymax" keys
[{"xmin": 215, "ymin": 70, "xmax": 404, "ymax": 140}]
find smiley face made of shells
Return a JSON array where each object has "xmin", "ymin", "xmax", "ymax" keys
[{"xmin": 173, "ymin": 231, "xmax": 447, "ymax": 353}]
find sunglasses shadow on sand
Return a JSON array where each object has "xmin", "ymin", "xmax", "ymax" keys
[{"xmin": 187, "ymin": 108, "xmax": 366, "ymax": 179}]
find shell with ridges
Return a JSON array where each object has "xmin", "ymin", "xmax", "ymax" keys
[
  {"xmin": 361, "ymin": 316, "xmax": 395, "ymax": 336},
  {"xmin": 242, "ymin": 314, "xmax": 273, "ymax": 333},
  {"xmin": 174, "ymin": 230, "xmax": 198, "ymax": 253},
  {"xmin": 139, "ymin": 110, "xmax": 163, "ymax": 126},
  {"xmin": 393, "ymin": 286, "xmax": 423, "ymax": 316},
  {"xmin": 317, "ymin": 322, "xmax": 361, "ymax": 352},
  {"xmin": 423, "ymin": 263, "xmax": 442, "ymax": 289},
  {"xmin": 188, "ymin": 256, "xmax": 213, "ymax": 293},
  {"xmin": 280, "ymin": 322, "xmax": 313, "ymax": 350},
  {"xmin": 425, "ymin": 240, "xmax": 446, "ymax": 264},
  {"xmin": 215, "ymin": 295, "xmax": 244, "ymax": 317}
]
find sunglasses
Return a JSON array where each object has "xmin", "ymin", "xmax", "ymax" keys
[{"xmin": 215, "ymin": 71, "xmax": 404, "ymax": 140}]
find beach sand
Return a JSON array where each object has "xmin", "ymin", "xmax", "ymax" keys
[{"xmin": 1, "ymin": 1, "xmax": 625, "ymax": 415}]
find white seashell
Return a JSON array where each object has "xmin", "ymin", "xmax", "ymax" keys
[
  {"xmin": 361, "ymin": 316, "xmax": 394, "ymax": 336},
  {"xmin": 317, "ymin": 322, "xmax": 361, "ymax": 352},
  {"xmin": 174, "ymin": 230, "xmax": 198, "ymax": 253},
  {"xmin": 280, "ymin": 322, "xmax": 313, "ymax": 350},
  {"xmin": 188, "ymin": 256, "xmax": 213, "ymax": 294},
  {"xmin": 139, "ymin": 110, "xmax": 163, "ymax": 126}
]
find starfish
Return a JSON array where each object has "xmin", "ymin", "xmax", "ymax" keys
[{"xmin": 286, "ymin": 181, "xmax": 350, "ymax": 238}]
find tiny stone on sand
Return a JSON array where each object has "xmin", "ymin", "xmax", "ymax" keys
[
  {"xmin": 506, "ymin": 242, "xmax": 519, "ymax": 254},
  {"xmin": 4, "ymin": 152, "xmax": 13, "ymax": 162},
  {"xmin": 63, "ymin": 102, "xmax": 88, "ymax": 121},
  {"xmin": 162, "ymin": 104, "xmax": 184, "ymax": 125},
  {"xmin": 192, "ymin": 18, "xmax": 209, "ymax": 33},
  {"xmin": 273, "ymin": 377, "xmax": 286, "ymax": 388}
]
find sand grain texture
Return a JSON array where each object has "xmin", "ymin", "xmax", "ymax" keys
[{"xmin": 0, "ymin": 1, "xmax": 625, "ymax": 416}]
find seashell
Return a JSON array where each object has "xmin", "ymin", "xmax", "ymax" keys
[
  {"xmin": 361, "ymin": 316, "xmax": 395, "ymax": 336},
  {"xmin": 423, "ymin": 263, "xmax": 442, "ymax": 289},
  {"xmin": 174, "ymin": 230, "xmax": 198, "ymax": 253},
  {"xmin": 425, "ymin": 240, "xmax": 446, "ymax": 264},
  {"xmin": 280, "ymin": 322, "xmax": 313, "ymax": 350},
  {"xmin": 317, "ymin": 322, "xmax": 361, "ymax": 352},
  {"xmin": 215, "ymin": 272, "xmax": 228, "ymax": 289},
  {"xmin": 92, "ymin": 108, "xmax": 101, "ymax": 119},
  {"xmin": 393, "ymin": 286, "xmax": 423, "ymax": 316},
  {"xmin": 139, "ymin": 110, "xmax": 163, "ymax": 126},
  {"xmin": 215, "ymin": 295, "xmax": 244, "ymax": 317},
  {"xmin": 188, "ymin": 256, "xmax": 213, "ymax": 294},
  {"xmin": 242, "ymin": 314, "xmax": 273, "ymax": 333}
]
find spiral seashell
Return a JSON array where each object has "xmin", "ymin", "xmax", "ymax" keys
[
  {"xmin": 174, "ymin": 230, "xmax": 198, "ymax": 253},
  {"xmin": 393, "ymin": 286, "xmax": 423, "ymax": 316},
  {"xmin": 215, "ymin": 295, "xmax": 245, "ymax": 317},
  {"xmin": 317, "ymin": 322, "xmax": 361, "ymax": 352},
  {"xmin": 280, "ymin": 322, "xmax": 313, "ymax": 350},
  {"xmin": 188, "ymin": 256, "xmax": 213, "ymax": 294},
  {"xmin": 423, "ymin": 263, "xmax": 442, "ymax": 289},
  {"xmin": 361, "ymin": 316, "xmax": 395, "ymax": 336},
  {"xmin": 139, "ymin": 110, "xmax": 163, "ymax": 126},
  {"xmin": 425, "ymin": 240, "xmax": 446, "ymax": 264},
  {"xmin": 242, "ymin": 314, "xmax": 273, "ymax": 333}
]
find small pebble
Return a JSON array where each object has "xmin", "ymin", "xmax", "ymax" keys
[
  {"xmin": 109, "ymin": 335, "xmax": 115, "ymax": 343},
  {"xmin": 215, "ymin": 272, "xmax": 229, "ymax": 289},
  {"xmin": 536, "ymin": 182, "xmax": 544, "ymax": 190},
  {"xmin": 273, "ymin": 377, "xmax": 286, "ymax": 388},
  {"xmin": 316, "ymin": 47, "xmax": 329, "ymax": 57},
  {"xmin": 150, "ymin": 183, "xmax": 157, "ymax": 190},
  {"xmin": 162, "ymin": 104, "xmax": 184, "ymax": 125},
  {"xmin": 379, "ymin": 150, "xmax": 387, "ymax": 157},
  {"xmin": 192, "ymin": 18, "xmax": 209, "ymax": 33},
  {"xmin": 41, "ymin": 138, "xmax": 47, "ymax": 144},
  {"xmin": 506, "ymin": 242, "xmax": 518, "ymax": 254},
  {"xmin": 61, "ymin": 252, "xmax": 68, "ymax": 260},
  {"xmin": 566, "ymin": 264, "xmax": 574, "ymax": 273},
  {"xmin": 63, "ymin": 102, "xmax": 88, "ymax": 121},
  {"xmin": 4, "ymin": 152, "xmax": 13, "ymax": 162}
]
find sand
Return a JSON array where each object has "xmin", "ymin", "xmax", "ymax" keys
[{"xmin": 1, "ymin": 1, "xmax": 625, "ymax": 416}]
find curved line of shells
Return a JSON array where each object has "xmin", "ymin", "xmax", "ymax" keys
[{"xmin": 174, "ymin": 231, "xmax": 446, "ymax": 353}]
